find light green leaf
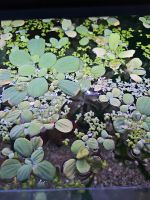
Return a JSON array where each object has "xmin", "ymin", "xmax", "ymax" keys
[
  {"xmin": 9, "ymin": 50, "xmax": 32, "ymax": 67},
  {"xmin": 10, "ymin": 124, "xmax": 25, "ymax": 139},
  {"xmin": 58, "ymin": 79, "xmax": 80, "ymax": 96},
  {"xmin": 63, "ymin": 159, "xmax": 76, "ymax": 180},
  {"xmin": 79, "ymin": 37, "xmax": 89, "ymax": 46},
  {"xmin": 76, "ymin": 160, "xmax": 90, "ymax": 174},
  {"xmin": 71, "ymin": 140, "xmax": 85, "ymax": 154},
  {"xmin": 17, "ymin": 164, "xmax": 32, "ymax": 181},
  {"xmin": 27, "ymin": 38, "xmax": 45, "ymax": 56},
  {"xmin": 2, "ymin": 86, "xmax": 27, "ymax": 106},
  {"xmin": 118, "ymin": 50, "xmax": 135, "ymax": 58},
  {"xmin": 39, "ymin": 53, "xmax": 56, "ymax": 69},
  {"xmin": 31, "ymin": 149, "xmax": 44, "ymax": 164},
  {"xmin": 27, "ymin": 78, "xmax": 48, "ymax": 97},
  {"xmin": 0, "ymin": 159, "xmax": 21, "ymax": 180},
  {"xmin": 14, "ymin": 138, "xmax": 33, "ymax": 157},
  {"xmin": 33, "ymin": 160, "xmax": 56, "ymax": 180},
  {"xmin": 53, "ymin": 56, "xmax": 80, "ymax": 73},
  {"xmin": 91, "ymin": 65, "xmax": 106, "ymax": 78},
  {"xmin": 109, "ymin": 33, "xmax": 120, "ymax": 51},
  {"xmin": 55, "ymin": 119, "xmax": 73, "ymax": 133},
  {"xmin": 18, "ymin": 65, "xmax": 35, "ymax": 76}
]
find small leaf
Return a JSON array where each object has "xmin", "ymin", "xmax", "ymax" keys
[
  {"xmin": 126, "ymin": 58, "xmax": 142, "ymax": 69},
  {"xmin": 31, "ymin": 137, "xmax": 43, "ymax": 150},
  {"xmin": 99, "ymin": 95, "xmax": 109, "ymax": 102},
  {"xmin": 14, "ymin": 138, "xmax": 33, "ymax": 157},
  {"xmin": 118, "ymin": 50, "xmax": 135, "ymax": 58},
  {"xmin": 53, "ymin": 56, "xmax": 80, "ymax": 73},
  {"xmin": 123, "ymin": 93, "xmax": 134, "ymax": 105},
  {"xmin": 76, "ymin": 25, "xmax": 88, "ymax": 36},
  {"xmin": 9, "ymin": 50, "xmax": 32, "ymax": 67},
  {"xmin": 27, "ymin": 78, "xmax": 48, "ymax": 97},
  {"xmin": 109, "ymin": 33, "xmax": 120, "ymax": 51},
  {"xmin": 130, "ymin": 74, "xmax": 142, "ymax": 83},
  {"xmin": 10, "ymin": 124, "xmax": 25, "ymax": 139},
  {"xmin": 12, "ymin": 20, "xmax": 25, "ymax": 27},
  {"xmin": 17, "ymin": 164, "xmax": 32, "ymax": 181},
  {"xmin": 39, "ymin": 53, "xmax": 56, "ymax": 69},
  {"xmin": 27, "ymin": 38, "xmax": 45, "ymax": 56},
  {"xmin": 65, "ymin": 30, "xmax": 77, "ymax": 38},
  {"xmin": 71, "ymin": 140, "xmax": 85, "ymax": 154},
  {"xmin": 79, "ymin": 37, "xmax": 89, "ymax": 46},
  {"xmin": 59, "ymin": 37, "xmax": 69, "ymax": 47},
  {"xmin": 62, "ymin": 19, "xmax": 72, "ymax": 31},
  {"xmin": 2, "ymin": 86, "xmax": 27, "ymax": 106},
  {"xmin": 5, "ymin": 110, "xmax": 20, "ymax": 122},
  {"xmin": 91, "ymin": 65, "xmax": 106, "ymax": 78},
  {"xmin": 110, "ymin": 98, "xmax": 121, "ymax": 107},
  {"xmin": 31, "ymin": 149, "xmax": 44, "ymax": 164},
  {"xmin": 92, "ymin": 48, "xmax": 106, "ymax": 57},
  {"xmin": 58, "ymin": 79, "xmax": 80, "ymax": 96},
  {"xmin": 136, "ymin": 96, "xmax": 150, "ymax": 116},
  {"xmin": 76, "ymin": 160, "xmax": 90, "ymax": 174},
  {"xmin": 76, "ymin": 148, "xmax": 89, "ymax": 159},
  {"xmin": 63, "ymin": 159, "xmax": 76, "ymax": 180},
  {"xmin": 33, "ymin": 160, "xmax": 56, "ymax": 180},
  {"xmin": 55, "ymin": 119, "xmax": 73, "ymax": 133},
  {"xmin": 18, "ymin": 65, "xmax": 35, "ymax": 76},
  {"xmin": 21, "ymin": 110, "xmax": 33, "ymax": 123},
  {"xmin": 0, "ymin": 69, "xmax": 12, "ymax": 86},
  {"xmin": 103, "ymin": 139, "xmax": 115, "ymax": 150},
  {"xmin": 112, "ymin": 88, "xmax": 121, "ymax": 97},
  {"xmin": 28, "ymin": 122, "xmax": 42, "ymax": 136},
  {"xmin": 0, "ymin": 159, "xmax": 21, "ymax": 179},
  {"xmin": 79, "ymin": 79, "xmax": 91, "ymax": 92},
  {"xmin": 86, "ymin": 138, "xmax": 99, "ymax": 150}
]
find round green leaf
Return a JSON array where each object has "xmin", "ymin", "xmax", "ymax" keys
[
  {"xmin": 76, "ymin": 160, "xmax": 90, "ymax": 174},
  {"xmin": 0, "ymin": 159, "xmax": 21, "ymax": 180},
  {"xmin": 31, "ymin": 149, "xmax": 44, "ymax": 164},
  {"xmin": 9, "ymin": 50, "xmax": 32, "ymax": 67},
  {"xmin": 55, "ymin": 119, "xmax": 73, "ymax": 133},
  {"xmin": 76, "ymin": 25, "xmax": 88, "ymax": 36},
  {"xmin": 28, "ymin": 122, "xmax": 42, "ymax": 136},
  {"xmin": 2, "ymin": 86, "xmax": 27, "ymax": 106},
  {"xmin": 86, "ymin": 138, "xmax": 99, "ymax": 150},
  {"xmin": 103, "ymin": 139, "xmax": 115, "ymax": 150},
  {"xmin": 58, "ymin": 79, "xmax": 80, "ymax": 96},
  {"xmin": 91, "ymin": 65, "xmax": 106, "ymax": 78},
  {"xmin": 53, "ymin": 56, "xmax": 80, "ymax": 73},
  {"xmin": 14, "ymin": 138, "xmax": 33, "ymax": 157},
  {"xmin": 39, "ymin": 53, "xmax": 56, "ymax": 69},
  {"xmin": 17, "ymin": 164, "xmax": 32, "ymax": 181},
  {"xmin": 27, "ymin": 38, "xmax": 45, "ymax": 56},
  {"xmin": 18, "ymin": 65, "xmax": 35, "ymax": 76},
  {"xmin": 136, "ymin": 96, "xmax": 150, "ymax": 116},
  {"xmin": 27, "ymin": 78, "xmax": 48, "ymax": 97},
  {"xmin": 110, "ymin": 98, "xmax": 121, "ymax": 107},
  {"xmin": 79, "ymin": 37, "xmax": 89, "ymax": 46},
  {"xmin": 33, "ymin": 160, "xmax": 56, "ymax": 180},
  {"xmin": 63, "ymin": 159, "xmax": 76, "ymax": 180},
  {"xmin": 123, "ymin": 93, "xmax": 134, "ymax": 105},
  {"xmin": 10, "ymin": 124, "xmax": 24, "ymax": 139},
  {"xmin": 71, "ymin": 140, "xmax": 85, "ymax": 154}
]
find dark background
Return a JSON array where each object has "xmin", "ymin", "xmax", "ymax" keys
[{"xmin": 0, "ymin": 0, "xmax": 150, "ymax": 19}]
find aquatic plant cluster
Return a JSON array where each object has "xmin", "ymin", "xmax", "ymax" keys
[{"xmin": 0, "ymin": 16, "xmax": 150, "ymax": 189}]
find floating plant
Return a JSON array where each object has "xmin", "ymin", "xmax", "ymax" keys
[{"xmin": 0, "ymin": 16, "xmax": 150, "ymax": 190}]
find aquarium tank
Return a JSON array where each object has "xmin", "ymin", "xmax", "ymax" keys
[{"xmin": 0, "ymin": 1, "xmax": 150, "ymax": 199}]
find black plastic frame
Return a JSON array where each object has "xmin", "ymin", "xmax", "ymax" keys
[{"xmin": 0, "ymin": 1, "xmax": 150, "ymax": 20}]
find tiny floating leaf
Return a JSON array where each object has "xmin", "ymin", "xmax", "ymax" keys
[{"xmin": 55, "ymin": 119, "xmax": 73, "ymax": 133}]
